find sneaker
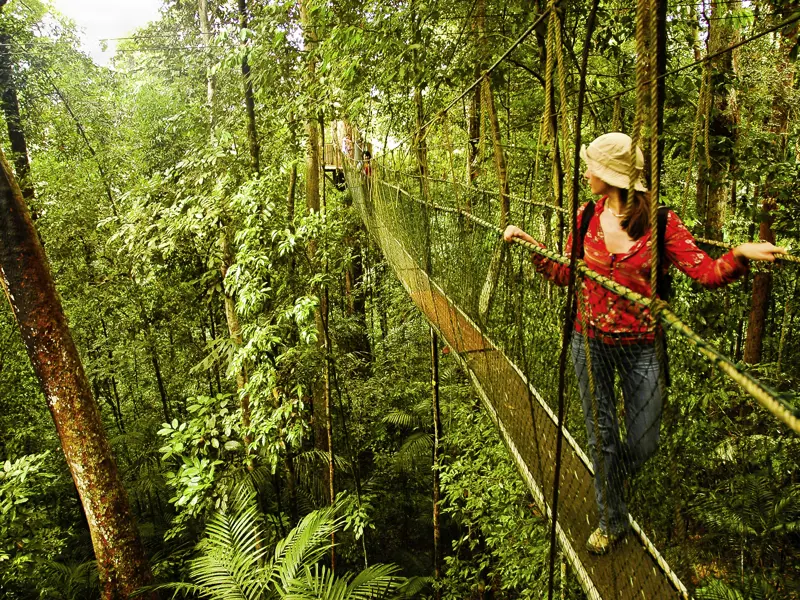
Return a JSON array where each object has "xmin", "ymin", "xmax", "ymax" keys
[{"xmin": 586, "ymin": 527, "xmax": 627, "ymax": 555}]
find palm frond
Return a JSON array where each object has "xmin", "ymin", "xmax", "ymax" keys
[
  {"xmin": 186, "ymin": 490, "xmax": 269, "ymax": 600},
  {"xmin": 394, "ymin": 575, "xmax": 433, "ymax": 598},
  {"xmin": 270, "ymin": 504, "xmax": 343, "ymax": 591},
  {"xmin": 382, "ymin": 409, "xmax": 422, "ymax": 429},
  {"xmin": 293, "ymin": 449, "xmax": 352, "ymax": 504},
  {"xmin": 284, "ymin": 563, "xmax": 401, "ymax": 600},
  {"xmin": 392, "ymin": 432, "xmax": 433, "ymax": 473},
  {"xmin": 343, "ymin": 563, "xmax": 402, "ymax": 599}
]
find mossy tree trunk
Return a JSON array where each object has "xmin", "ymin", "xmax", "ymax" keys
[
  {"xmin": 702, "ymin": 0, "xmax": 739, "ymax": 240},
  {"xmin": 238, "ymin": 0, "xmax": 260, "ymax": 175},
  {"xmin": 0, "ymin": 149, "xmax": 156, "ymax": 600}
]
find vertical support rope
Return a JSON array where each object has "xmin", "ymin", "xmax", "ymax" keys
[
  {"xmin": 546, "ymin": 1, "xmax": 600, "ymax": 598},
  {"xmin": 648, "ymin": 0, "xmax": 660, "ymax": 301},
  {"xmin": 554, "ymin": 16, "xmax": 573, "ymax": 215},
  {"xmin": 543, "ymin": 1, "xmax": 558, "ymax": 204},
  {"xmin": 630, "ymin": 0, "xmax": 650, "ymax": 206}
]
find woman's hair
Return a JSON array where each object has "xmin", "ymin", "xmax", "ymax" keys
[{"xmin": 619, "ymin": 187, "xmax": 651, "ymax": 240}]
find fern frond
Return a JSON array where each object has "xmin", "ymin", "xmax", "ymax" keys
[
  {"xmin": 188, "ymin": 493, "xmax": 269, "ymax": 600},
  {"xmin": 382, "ymin": 410, "xmax": 422, "ymax": 429},
  {"xmin": 392, "ymin": 432, "xmax": 433, "ymax": 473},
  {"xmin": 270, "ymin": 505, "xmax": 343, "ymax": 590}
]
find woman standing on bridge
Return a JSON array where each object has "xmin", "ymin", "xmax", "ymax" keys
[{"xmin": 502, "ymin": 132, "xmax": 785, "ymax": 554}]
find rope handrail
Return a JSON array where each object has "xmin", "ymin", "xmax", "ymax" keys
[
  {"xmin": 372, "ymin": 164, "xmax": 800, "ymax": 265},
  {"xmin": 381, "ymin": 183, "xmax": 800, "ymax": 433},
  {"xmin": 388, "ymin": 169, "xmax": 800, "ymax": 265}
]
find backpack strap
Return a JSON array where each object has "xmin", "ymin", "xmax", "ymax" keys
[
  {"xmin": 569, "ymin": 201, "xmax": 596, "ymax": 333},
  {"xmin": 577, "ymin": 201, "xmax": 596, "ymax": 259},
  {"xmin": 655, "ymin": 205, "xmax": 672, "ymax": 386},
  {"xmin": 656, "ymin": 205, "xmax": 671, "ymax": 300}
]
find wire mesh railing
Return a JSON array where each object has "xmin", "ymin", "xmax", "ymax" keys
[{"xmin": 342, "ymin": 148, "xmax": 800, "ymax": 599}]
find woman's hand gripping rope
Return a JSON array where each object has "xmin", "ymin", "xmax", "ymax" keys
[
  {"xmin": 503, "ymin": 225, "xmax": 538, "ymax": 246},
  {"xmin": 733, "ymin": 242, "xmax": 787, "ymax": 262}
]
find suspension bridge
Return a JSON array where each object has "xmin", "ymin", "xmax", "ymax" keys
[
  {"xmin": 341, "ymin": 148, "xmax": 799, "ymax": 599},
  {"xmin": 325, "ymin": 2, "xmax": 800, "ymax": 597}
]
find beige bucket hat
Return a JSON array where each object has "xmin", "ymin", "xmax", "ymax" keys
[{"xmin": 580, "ymin": 132, "xmax": 647, "ymax": 192}]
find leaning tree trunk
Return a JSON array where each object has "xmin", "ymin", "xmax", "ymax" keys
[
  {"xmin": 476, "ymin": 0, "xmax": 510, "ymax": 321},
  {"xmin": 198, "ymin": 0, "xmax": 252, "ymax": 450},
  {"xmin": 0, "ymin": 150, "xmax": 156, "ymax": 599}
]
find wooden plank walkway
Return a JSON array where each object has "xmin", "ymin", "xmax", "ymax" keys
[{"xmin": 355, "ymin": 179, "xmax": 688, "ymax": 600}]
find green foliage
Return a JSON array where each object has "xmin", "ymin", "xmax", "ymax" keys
[
  {"xmin": 162, "ymin": 489, "xmax": 403, "ymax": 600},
  {"xmin": 437, "ymin": 380, "xmax": 582, "ymax": 599},
  {"xmin": 1, "ymin": 0, "xmax": 800, "ymax": 598},
  {"xmin": 37, "ymin": 559, "xmax": 99, "ymax": 600},
  {"xmin": 0, "ymin": 453, "xmax": 51, "ymax": 563}
]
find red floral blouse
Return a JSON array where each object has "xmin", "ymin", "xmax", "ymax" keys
[{"xmin": 531, "ymin": 196, "xmax": 749, "ymax": 343}]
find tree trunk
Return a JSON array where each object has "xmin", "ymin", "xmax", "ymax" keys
[
  {"xmin": 198, "ymin": 2, "xmax": 252, "ymax": 452},
  {"xmin": 477, "ymin": 77, "xmax": 510, "ymax": 320},
  {"xmin": 298, "ymin": 4, "xmax": 333, "ymax": 568},
  {"xmin": 237, "ymin": 0, "xmax": 259, "ymax": 174},
  {"xmin": 221, "ymin": 232, "xmax": 252, "ymax": 451},
  {"xmin": 0, "ymin": 150, "xmax": 156, "ymax": 599},
  {"xmin": 0, "ymin": 29, "xmax": 33, "ymax": 203},
  {"xmin": 198, "ymin": 0, "xmax": 216, "ymax": 129},
  {"xmin": 743, "ymin": 200, "xmax": 775, "ymax": 363},
  {"xmin": 431, "ymin": 329, "xmax": 443, "ymax": 597},
  {"xmin": 342, "ymin": 192, "xmax": 371, "ymax": 362},
  {"xmin": 467, "ymin": 64, "xmax": 481, "ymax": 194},
  {"xmin": 148, "ymin": 338, "xmax": 170, "ymax": 422},
  {"xmin": 743, "ymin": 38, "xmax": 793, "ymax": 364},
  {"xmin": 702, "ymin": 0, "xmax": 739, "ymax": 240},
  {"xmin": 483, "ymin": 78, "xmax": 510, "ymax": 227},
  {"xmin": 299, "ymin": 0, "xmax": 325, "ymax": 449}
]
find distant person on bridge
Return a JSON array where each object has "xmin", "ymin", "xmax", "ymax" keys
[
  {"xmin": 362, "ymin": 150, "xmax": 372, "ymax": 177},
  {"xmin": 502, "ymin": 132, "xmax": 785, "ymax": 554}
]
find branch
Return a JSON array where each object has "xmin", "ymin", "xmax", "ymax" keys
[{"xmin": 507, "ymin": 58, "xmax": 545, "ymax": 86}]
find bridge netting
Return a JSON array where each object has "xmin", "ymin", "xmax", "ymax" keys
[
  {"xmin": 327, "ymin": 0, "xmax": 800, "ymax": 595},
  {"xmin": 343, "ymin": 143, "xmax": 799, "ymax": 598},
  {"xmin": 334, "ymin": 3, "xmax": 800, "ymax": 595}
]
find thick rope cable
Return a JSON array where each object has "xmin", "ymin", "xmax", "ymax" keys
[
  {"xmin": 546, "ymin": 1, "xmax": 599, "ymax": 597},
  {"xmin": 554, "ymin": 14, "xmax": 573, "ymax": 212},
  {"xmin": 647, "ymin": 0, "xmax": 660, "ymax": 305}
]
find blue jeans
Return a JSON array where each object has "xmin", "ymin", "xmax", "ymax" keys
[{"xmin": 570, "ymin": 331, "xmax": 663, "ymax": 535}]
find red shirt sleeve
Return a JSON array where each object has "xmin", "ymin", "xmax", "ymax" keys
[
  {"xmin": 663, "ymin": 210, "xmax": 748, "ymax": 289},
  {"xmin": 530, "ymin": 203, "xmax": 590, "ymax": 286}
]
